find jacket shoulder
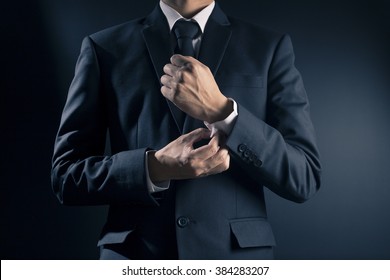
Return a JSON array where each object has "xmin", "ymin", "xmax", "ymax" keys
[
  {"xmin": 227, "ymin": 16, "xmax": 285, "ymax": 44},
  {"xmin": 88, "ymin": 17, "xmax": 146, "ymax": 46}
]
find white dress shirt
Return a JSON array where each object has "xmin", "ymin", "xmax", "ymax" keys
[{"xmin": 146, "ymin": 1, "xmax": 239, "ymax": 193}]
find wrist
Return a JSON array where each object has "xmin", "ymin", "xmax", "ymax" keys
[
  {"xmin": 148, "ymin": 151, "xmax": 171, "ymax": 182},
  {"xmin": 207, "ymin": 97, "xmax": 233, "ymax": 124}
]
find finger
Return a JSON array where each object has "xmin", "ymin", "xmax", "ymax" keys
[
  {"xmin": 205, "ymin": 133, "xmax": 222, "ymax": 152},
  {"xmin": 163, "ymin": 63, "xmax": 180, "ymax": 77},
  {"xmin": 203, "ymin": 148, "xmax": 230, "ymax": 174},
  {"xmin": 206, "ymin": 153, "xmax": 231, "ymax": 175},
  {"xmin": 188, "ymin": 132, "xmax": 221, "ymax": 160},
  {"xmin": 160, "ymin": 74, "xmax": 173, "ymax": 88},
  {"xmin": 209, "ymin": 147, "xmax": 229, "ymax": 167},
  {"xmin": 191, "ymin": 148, "xmax": 230, "ymax": 177},
  {"xmin": 188, "ymin": 131, "xmax": 221, "ymax": 160},
  {"xmin": 161, "ymin": 85, "xmax": 173, "ymax": 99},
  {"xmin": 211, "ymin": 131, "xmax": 226, "ymax": 146},
  {"xmin": 182, "ymin": 128, "xmax": 211, "ymax": 145},
  {"xmin": 190, "ymin": 142, "xmax": 219, "ymax": 160}
]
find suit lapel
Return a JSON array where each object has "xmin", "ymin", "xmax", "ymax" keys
[
  {"xmin": 183, "ymin": 4, "xmax": 232, "ymax": 133},
  {"xmin": 198, "ymin": 4, "xmax": 232, "ymax": 76},
  {"xmin": 142, "ymin": 6, "xmax": 184, "ymax": 133}
]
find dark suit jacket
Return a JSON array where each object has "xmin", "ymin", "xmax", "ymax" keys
[{"xmin": 52, "ymin": 4, "xmax": 321, "ymax": 259}]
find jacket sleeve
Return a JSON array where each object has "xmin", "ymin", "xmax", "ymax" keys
[
  {"xmin": 226, "ymin": 34, "xmax": 322, "ymax": 203},
  {"xmin": 51, "ymin": 36, "xmax": 156, "ymax": 206}
]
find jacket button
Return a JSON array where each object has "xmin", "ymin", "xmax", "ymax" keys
[
  {"xmin": 249, "ymin": 153, "xmax": 257, "ymax": 162},
  {"xmin": 238, "ymin": 144, "xmax": 247, "ymax": 153},
  {"xmin": 254, "ymin": 158, "xmax": 263, "ymax": 167},
  {"xmin": 177, "ymin": 216, "xmax": 190, "ymax": 228},
  {"xmin": 243, "ymin": 149, "xmax": 252, "ymax": 159}
]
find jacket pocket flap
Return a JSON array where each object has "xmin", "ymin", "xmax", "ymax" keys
[
  {"xmin": 230, "ymin": 218, "xmax": 276, "ymax": 248},
  {"xmin": 97, "ymin": 229, "xmax": 134, "ymax": 246}
]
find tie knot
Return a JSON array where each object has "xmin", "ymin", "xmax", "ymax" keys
[{"xmin": 173, "ymin": 19, "xmax": 201, "ymax": 40}]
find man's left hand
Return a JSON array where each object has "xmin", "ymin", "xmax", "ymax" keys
[{"xmin": 161, "ymin": 54, "xmax": 233, "ymax": 123}]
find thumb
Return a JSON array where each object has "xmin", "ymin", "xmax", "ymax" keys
[{"xmin": 170, "ymin": 54, "xmax": 196, "ymax": 67}]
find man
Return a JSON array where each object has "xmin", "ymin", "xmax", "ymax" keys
[{"xmin": 52, "ymin": 0, "xmax": 321, "ymax": 259}]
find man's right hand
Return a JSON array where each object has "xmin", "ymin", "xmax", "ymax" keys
[{"xmin": 148, "ymin": 128, "xmax": 230, "ymax": 182}]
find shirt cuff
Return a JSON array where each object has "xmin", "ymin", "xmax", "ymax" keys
[
  {"xmin": 145, "ymin": 151, "xmax": 170, "ymax": 193},
  {"xmin": 204, "ymin": 98, "xmax": 238, "ymax": 137}
]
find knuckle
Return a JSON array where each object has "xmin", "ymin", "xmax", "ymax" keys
[
  {"xmin": 193, "ymin": 168, "xmax": 203, "ymax": 177},
  {"xmin": 175, "ymin": 69, "xmax": 183, "ymax": 81},
  {"xmin": 176, "ymin": 83, "xmax": 186, "ymax": 93},
  {"xmin": 225, "ymin": 155, "xmax": 231, "ymax": 169},
  {"xmin": 162, "ymin": 79, "xmax": 169, "ymax": 87},
  {"xmin": 177, "ymin": 138, "xmax": 184, "ymax": 146},
  {"xmin": 178, "ymin": 156, "xmax": 188, "ymax": 167},
  {"xmin": 177, "ymin": 134, "xmax": 186, "ymax": 144},
  {"xmin": 185, "ymin": 62, "xmax": 194, "ymax": 71},
  {"xmin": 187, "ymin": 157, "xmax": 196, "ymax": 166},
  {"xmin": 223, "ymin": 159, "xmax": 230, "ymax": 170},
  {"xmin": 181, "ymin": 70, "xmax": 191, "ymax": 82},
  {"xmin": 197, "ymin": 162, "xmax": 209, "ymax": 176},
  {"xmin": 168, "ymin": 80, "xmax": 175, "ymax": 89},
  {"xmin": 203, "ymin": 163, "xmax": 211, "ymax": 173},
  {"xmin": 193, "ymin": 166, "xmax": 204, "ymax": 177},
  {"xmin": 216, "ymin": 150, "xmax": 225, "ymax": 160},
  {"xmin": 206, "ymin": 145, "xmax": 217, "ymax": 155},
  {"xmin": 161, "ymin": 86, "xmax": 170, "ymax": 97}
]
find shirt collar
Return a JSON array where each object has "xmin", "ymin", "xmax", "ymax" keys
[{"xmin": 159, "ymin": 0, "xmax": 215, "ymax": 33}]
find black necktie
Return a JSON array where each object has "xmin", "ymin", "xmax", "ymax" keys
[{"xmin": 173, "ymin": 19, "xmax": 201, "ymax": 57}]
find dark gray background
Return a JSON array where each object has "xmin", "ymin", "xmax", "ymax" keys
[{"xmin": 2, "ymin": 0, "xmax": 389, "ymax": 259}]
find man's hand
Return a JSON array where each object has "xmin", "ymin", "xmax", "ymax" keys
[
  {"xmin": 148, "ymin": 128, "xmax": 230, "ymax": 182},
  {"xmin": 161, "ymin": 55, "xmax": 233, "ymax": 123}
]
